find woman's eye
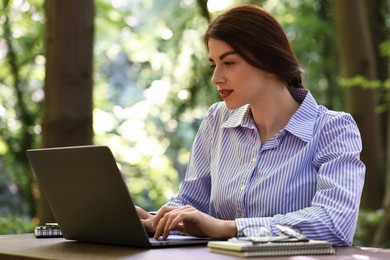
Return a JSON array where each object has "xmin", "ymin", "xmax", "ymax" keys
[
  {"xmin": 210, "ymin": 64, "xmax": 216, "ymax": 70},
  {"xmin": 224, "ymin": 62, "xmax": 234, "ymax": 67}
]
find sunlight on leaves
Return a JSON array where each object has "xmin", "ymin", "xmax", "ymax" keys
[{"xmin": 208, "ymin": 0, "xmax": 233, "ymax": 12}]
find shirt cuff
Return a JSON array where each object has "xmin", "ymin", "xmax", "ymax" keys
[{"xmin": 235, "ymin": 217, "xmax": 279, "ymax": 237}]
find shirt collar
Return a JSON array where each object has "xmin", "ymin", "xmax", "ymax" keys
[
  {"xmin": 221, "ymin": 88, "xmax": 319, "ymax": 143},
  {"xmin": 284, "ymin": 88, "xmax": 318, "ymax": 143},
  {"xmin": 222, "ymin": 104, "xmax": 252, "ymax": 128}
]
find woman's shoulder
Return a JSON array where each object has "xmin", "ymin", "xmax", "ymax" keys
[
  {"xmin": 316, "ymin": 105, "xmax": 359, "ymax": 132},
  {"xmin": 319, "ymin": 105, "xmax": 356, "ymax": 122}
]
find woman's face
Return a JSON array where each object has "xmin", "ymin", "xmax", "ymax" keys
[{"xmin": 208, "ymin": 38, "xmax": 273, "ymax": 110}]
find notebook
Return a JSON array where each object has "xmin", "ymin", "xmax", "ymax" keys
[
  {"xmin": 208, "ymin": 239, "xmax": 336, "ymax": 257},
  {"xmin": 26, "ymin": 145, "xmax": 212, "ymax": 248}
]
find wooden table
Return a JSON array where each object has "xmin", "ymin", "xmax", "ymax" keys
[{"xmin": 1, "ymin": 234, "xmax": 390, "ymax": 260}]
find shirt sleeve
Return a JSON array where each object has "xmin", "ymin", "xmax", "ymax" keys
[
  {"xmin": 165, "ymin": 104, "xmax": 217, "ymax": 212},
  {"xmin": 235, "ymin": 112, "xmax": 365, "ymax": 246}
]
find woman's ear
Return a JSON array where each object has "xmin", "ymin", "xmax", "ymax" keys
[{"xmin": 266, "ymin": 72, "xmax": 275, "ymax": 78}]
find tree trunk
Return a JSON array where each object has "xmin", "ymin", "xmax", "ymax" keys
[
  {"xmin": 333, "ymin": 0, "xmax": 383, "ymax": 210},
  {"xmin": 374, "ymin": 0, "xmax": 390, "ymax": 246},
  {"xmin": 38, "ymin": 0, "xmax": 95, "ymax": 223},
  {"xmin": 317, "ymin": 0, "xmax": 339, "ymax": 109},
  {"xmin": 373, "ymin": 89, "xmax": 390, "ymax": 246}
]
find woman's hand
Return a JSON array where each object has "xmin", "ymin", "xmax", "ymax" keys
[
  {"xmin": 135, "ymin": 206, "xmax": 155, "ymax": 233},
  {"xmin": 152, "ymin": 205, "xmax": 237, "ymax": 240}
]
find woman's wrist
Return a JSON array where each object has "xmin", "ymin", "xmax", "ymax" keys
[{"xmin": 217, "ymin": 220, "xmax": 237, "ymax": 239}]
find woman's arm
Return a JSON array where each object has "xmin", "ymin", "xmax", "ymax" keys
[{"xmin": 235, "ymin": 113, "xmax": 365, "ymax": 246}]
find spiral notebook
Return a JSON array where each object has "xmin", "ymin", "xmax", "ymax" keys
[{"xmin": 208, "ymin": 239, "xmax": 336, "ymax": 257}]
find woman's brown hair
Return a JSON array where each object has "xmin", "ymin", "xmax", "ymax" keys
[{"xmin": 204, "ymin": 4, "xmax": 303, "ymax": 88}]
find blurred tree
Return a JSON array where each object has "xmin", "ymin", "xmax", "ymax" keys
[
  {"xmin": 375, "ymin": 82, "xmax": 390, "ymax": 246},
  {"xmin": 334, "ymin": 0, "xmax": 390, "ymax": 247},
  {"xmin": 315, "ymin": 0, "xmax": 340, "ymax": 109},
  {"xmin": 39, "ymin": 0, "xmax": 95, "ymax": 223},
  {"xmin": 92, "ymin": 0, "xmax": 213, "ymax": 209},
  {"xmin": 196, "ymin": 0, "xmax": 211, "ymax": 23},
  {"xmin": 374, "ymin": 0, "xmax": 390, "ymax": 246},
  {"xmin": 334, "ymin": 0, "xmax": 384, "ymax": 211},
  {"xmin": 0, "ymin": 0, "xmax": 43, "ymax": 219}
]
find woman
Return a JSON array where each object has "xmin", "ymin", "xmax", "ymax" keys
[{"xmin": 137, "ymin": 4, "xmax": 365, "ymax": 246}]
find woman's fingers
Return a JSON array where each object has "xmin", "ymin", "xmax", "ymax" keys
[
  {"xmin": 154, "ymin": 206, "xmax": 198, "ymax": 240},
  {"xmin": 152, "ymin": 205, "xmax": 237, "ymax": 239},
  {"xmin": 152, "ymin": 206, "xmax": 177, "ymax": 227},
  {"xmin": 153, "ymin": 206, "xmax": 172, "ymax": 239},
  {"xmin": 134, "ymin": 206, "xmax": 156, "ymax": 233},
  {"xmin": 135, "ymin": 206, "xmax": 150, "ymax": 219}
]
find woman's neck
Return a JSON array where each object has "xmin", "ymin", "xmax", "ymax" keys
[{"xmin": 250, "ymin": 85, "xmax": 300, "ymax": 143}]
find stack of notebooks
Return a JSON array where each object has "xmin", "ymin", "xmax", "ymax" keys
[
  {"xmin": 34, "ymin": 223, "xmax": 63, "ymax": 238},
  {"xmin": 208, "ymin": 239, "xmax": 336, "ymax": 257}
]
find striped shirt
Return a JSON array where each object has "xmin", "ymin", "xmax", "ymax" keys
[{"xmin": 167, "ymin": 88, "xmax": 365, "ymax": 246}]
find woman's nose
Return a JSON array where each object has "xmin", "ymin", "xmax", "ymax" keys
[{"xmin": 211, "ymin": 66, "xmax": 225, "ymax": 87}]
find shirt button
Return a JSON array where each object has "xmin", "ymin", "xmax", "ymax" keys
[
  {"xmin": 251, "ymin": 157, "xmax": 257, "ymax": 163},
  {"xmin": 240, "ymin": 185, "xmax": 246, "ymax": 191}
]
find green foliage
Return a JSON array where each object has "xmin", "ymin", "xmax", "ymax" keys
[
  {"xmin": 338, "ymin": 75, "xmax": 390, "ymax": 115},
  {"xmin": 93, "ymin": 0, "xmax": 284, "ymax": 210},
  {"xmin": 354, "ymin": 209, "xmax": 384, "ymax": 247},
  {"xmin": 0, "ymin": 0, "xmax": 44, "ymax": 219},
  {"xmin": 93, "ymin": 0, "xmax": 212, "ymax": 210},
  {"xmin": 0, "ymin": 215, "xmax": 35, "ymax": 235},
  {"xmin": 380, "ymin": 39, "xmax": 390, "ymax": 57},
  {"xmin": 265, "ymin": 0, "xmax": 341, "ymax": 109},
  {"xmin": 339, "ymin": 75, "xmax": 388, "ymax": 89}
]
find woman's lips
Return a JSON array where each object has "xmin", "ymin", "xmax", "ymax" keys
[{"xmin": 219, "ymin": 89, "xmax": 233, "ymax": 99}]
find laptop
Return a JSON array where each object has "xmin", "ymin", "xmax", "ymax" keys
[{"xmin": 26, "ymin": 145, "xmax": 212, "ymax": 248}]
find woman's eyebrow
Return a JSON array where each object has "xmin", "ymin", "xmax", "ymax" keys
[
  {"xmin": 208, "ymin": 51, "xmax": 237, "ymax": 62},
  {"xmin": 219, "ymin": 51, "xmax": 237, "ymax": 60}
]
